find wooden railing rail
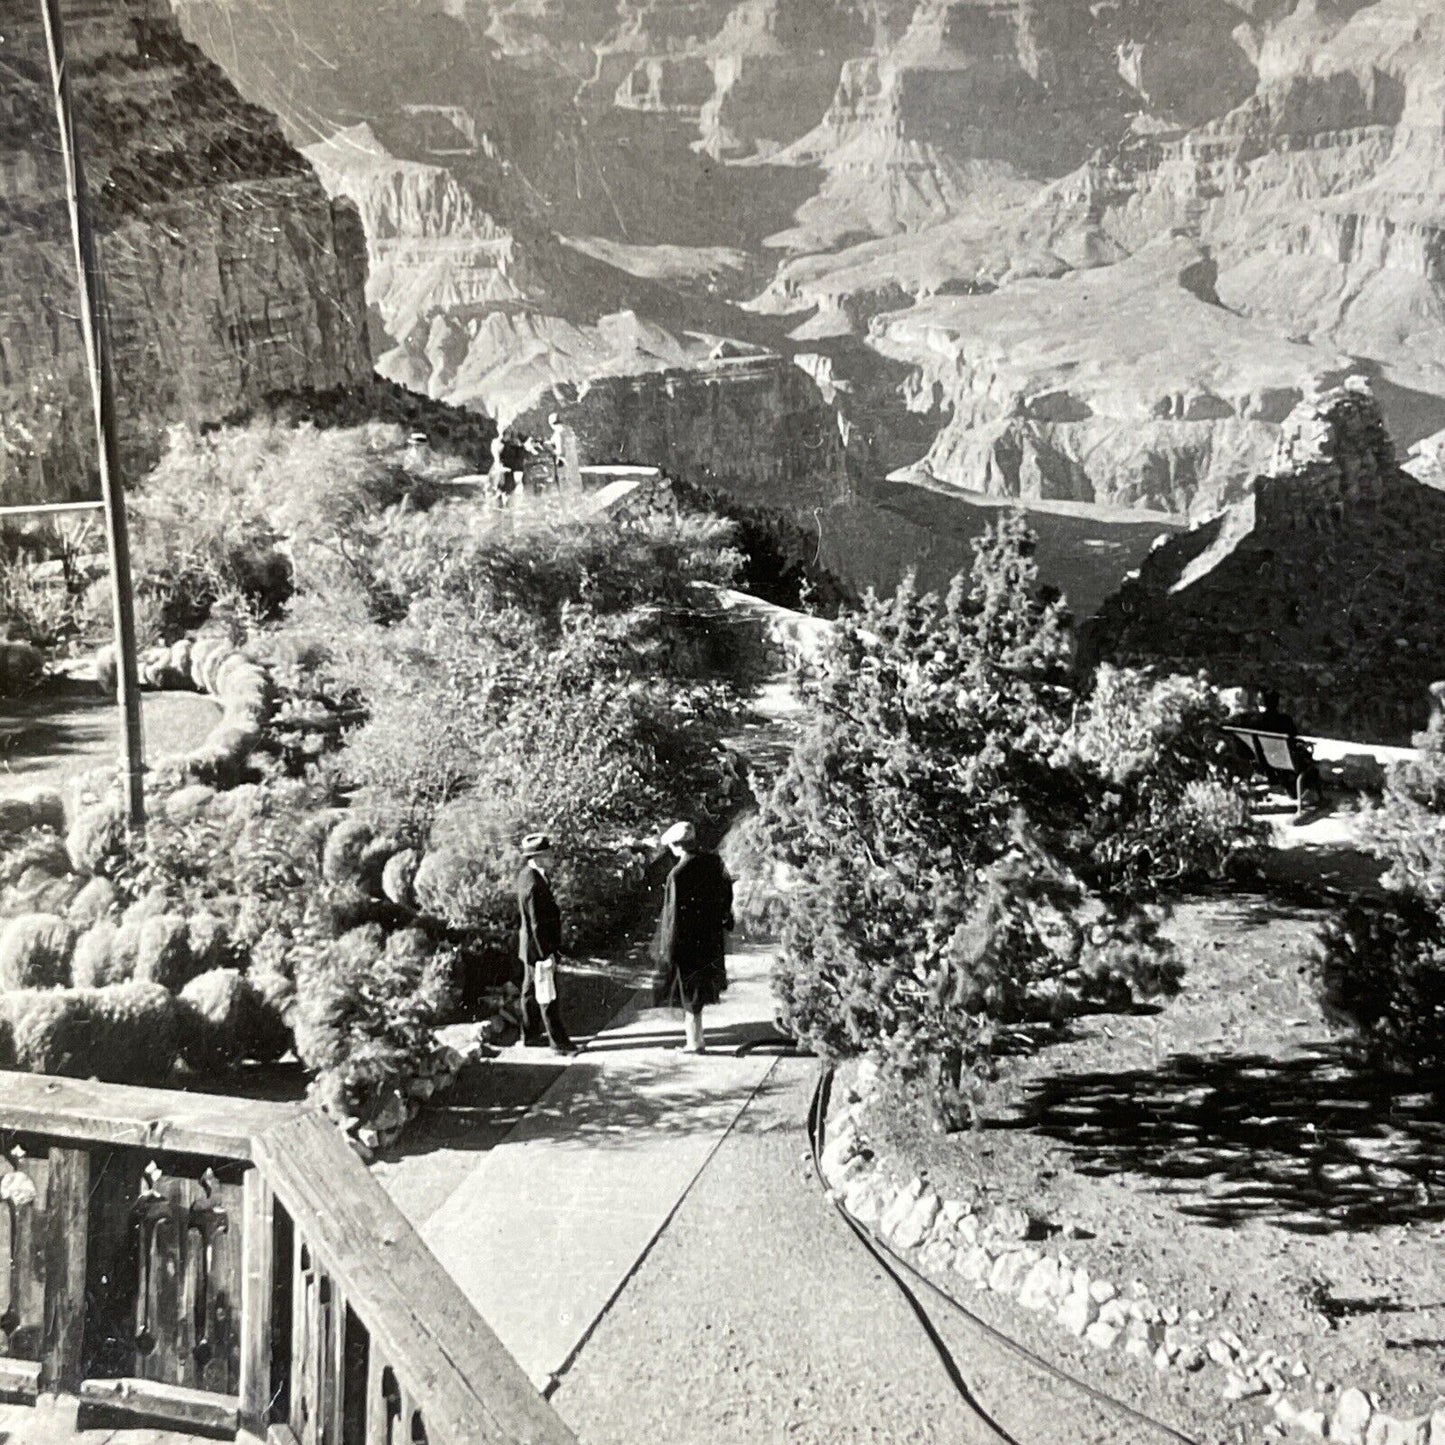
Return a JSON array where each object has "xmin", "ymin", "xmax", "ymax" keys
[{"xmin": 0, "ymin": 1074, "xmax": 576, "ymax": 1445}]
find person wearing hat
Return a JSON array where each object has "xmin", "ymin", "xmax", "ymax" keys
[
  {"xmin": 516, "ymin": 833, "xmax": 577, "ymax": 1055},
  {"xmin": 653, "ymin": 821, "xmax": 734, "ymax": 1055}
]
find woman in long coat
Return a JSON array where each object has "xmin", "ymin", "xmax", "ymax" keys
[{"xmin": 653, "ymin": 821, "xmax": 734, "ymax": 1055}]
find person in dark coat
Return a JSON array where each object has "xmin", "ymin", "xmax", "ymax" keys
[
  {"xmin": 516, "ymin": 832, "xmax": 577, "ymax": 1055},
  {"xmin": 653, "ymin": 821, "xmax": 734, "ymax": 1055}
]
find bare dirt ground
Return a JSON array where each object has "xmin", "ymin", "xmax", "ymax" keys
[
  {"xmin": 863, "ymin": 890, "xmax": 1445, "ymax": 1437},
  {"xmin": 0, "ymin": 680, "xmax": 219, "ymax": 796}
]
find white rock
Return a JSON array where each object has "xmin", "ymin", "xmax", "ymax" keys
[
  {"xmin": 1223, "ymin": 1373, "xmax": 1268, "ymax": 1402},
  {"xmin": 1058, "ymin": 1290, "xmax": 1098, "ymax": 1337},
  {"xmin": 1374, "ymin": 1416, "xmax": 1430, "ymax": 1445},
  {"xmin": 1295, "ymin": 1409, "xmax": 1326, "ymax": 1438},
  {"xmin": 830, "ymin": 1152, "xmax": 873, "ymax": 1193},
  {"xmin": 956, "ymin": 1214, "xmax": 980, "ymax": 1246},
  {"xmin": 1084, "ymin": 1320, "xmax": 1121, "ymax": 1351},
  {"xmin": 955, "ymin": 1246, "xmax": 993, "ymax": 1287},
  {"xmin": 1431, "ymin": 1401, "xmax": 1445, "ymax": 1445},
  {"xmin": 820, "ymin": 1131, "xmax": 861, "ymax": 1178},
  {"xmin": 988, "ymin": 1251, "xmax": 1030, "ymax": 1297},
  {"xmin": 918, "ymin": 1241, "xmax": 957, "ymax": 1275},
  {"xmin": 1333, "ymin": 1387, "xmax": 1373, "ymax": 1445},
  {"xmin": 1207, "ymin": 1338, "xmax": 1239, "ymax": 1367},
  {"xmin": 1018, "ymin": 1256, "xmax": 1064, "ymax": 1312},
  {"xmin": 1089, "ymin": 1279, "xmax": 1117, "ymax": 1305},
  {"xmin": 940, "ymin": 1199, "xmax": 970, "ymax": 1226},
  {"xmin": 845, "ymin": 1174, "xmax": 889, "ymax": 1225},
  {"xmin": 879, "ymin": 1178, "xmax": 924, "ymax": 1238},
  {"xmin": 1152, "ymin": 1344, "xmax": 1176, "ymax": 1372},
  {"xmin": 1098, "ymin": 1299, "xmax": 1129, "ymax": 1329},
  {"xmin": 890, "ymin": 1190, "xmax": 941, "ymax": 1250}
]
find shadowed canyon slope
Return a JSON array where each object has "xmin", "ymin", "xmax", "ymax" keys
[
  {"xmin": 0, "ymin": 0, "xmax": 370, "ymax": 505},
  {"xmin": 168, "ymin": 0, "xmax": 1445, "ymax": 534}
]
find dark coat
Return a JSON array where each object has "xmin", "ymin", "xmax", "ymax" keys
[
  {"xmin": 517, "ymin": 863, "xmax": 562, "ymax": 964},
  {"xmin": 654, "ymin": 851, "xmax": 733, "ymax": 1011}
]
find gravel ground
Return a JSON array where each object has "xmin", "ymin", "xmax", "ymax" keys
[{"xmin": 553, "ymin": 1058, "xmax": 1177, "ymax": 1445}]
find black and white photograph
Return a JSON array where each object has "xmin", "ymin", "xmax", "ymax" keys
[{"xmin": 1, "ymin": 2, "xmax": 1443, "ymax": 1441}]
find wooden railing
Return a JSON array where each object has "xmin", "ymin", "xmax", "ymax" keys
[{"xmin": 0, "ymin": 1075, "xmax": 576, "ymax": 1445}]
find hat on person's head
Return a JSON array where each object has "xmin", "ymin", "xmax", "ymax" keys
[
  {"xmin": 521, "ymin": 832, "xmax": 554, "ymax": 856},
  {"xmin": 660, "ymin": 821, "xmax": 697, "ymax": 849}
]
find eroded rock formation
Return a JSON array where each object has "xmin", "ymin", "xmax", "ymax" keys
[
  {"xmin": 1082, "ymin": 384, "xmax": 1445, "ymax": 744},
  {"xmin": 0, "ymin": 0, "xmax": 370, "ymax": 505},
  {"xmin": 164, "ymin": 0, "xmax": 1445, "ymax": 528}
]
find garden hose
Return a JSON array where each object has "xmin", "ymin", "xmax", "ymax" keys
[{"xmin": 807, "ymin": 1065, "xmax": 1207, "ymax": 1445}]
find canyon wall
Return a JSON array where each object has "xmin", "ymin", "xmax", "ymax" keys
[
  {"xmin": 0, "ymin": 0, "xmax": 370, "ymax": 506},
  {"xmin": 166, "ymin": 2, "xmax": 1445, "ymax": 546},
  {"xmin": 1082, "ymin": 384, "xmax": 1445, "ymax": 744}
]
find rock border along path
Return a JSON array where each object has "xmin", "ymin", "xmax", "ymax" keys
[
  {"xmin": 820, "ymin": 1068, "xmax": 1445, "ymax": 1445},
  {"xmin": 375, "ymin": 942, "xmax": 786, "ymax": 1393}
]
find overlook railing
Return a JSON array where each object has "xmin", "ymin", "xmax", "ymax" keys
[{"xmin": 0, "ymin": 1074, "xmax": 575, "ymax": 1445}]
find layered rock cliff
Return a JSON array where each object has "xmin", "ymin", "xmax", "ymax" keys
[
  {"xmin": 167, "ymin": 1, "xmax": 1445, "ymax": 531},
  {"xmin": 0, "ymin": 0, "xmax": 370, "ymax": 506},
  {"xmin": 1082, "ymin": 384, "xmax": 1445, "ymax": 744}
]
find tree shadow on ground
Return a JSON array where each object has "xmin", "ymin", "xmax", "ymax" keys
[{"xmin": 991, "ymin": 1044, "xmax": 1445, "ymax": 1234}]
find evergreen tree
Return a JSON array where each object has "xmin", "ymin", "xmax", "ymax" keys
[{"xmin": 755, "ymin": 515, "xmax": 1199, "ymax": 1121}]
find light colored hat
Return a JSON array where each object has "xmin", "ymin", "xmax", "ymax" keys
[
  {"xmin": 521, "ymin": 832, "xmax": 554, "ymax": 856},
  {"xmin": 660, "ymin": 821, "xmax": 697, "ymax": 848}
]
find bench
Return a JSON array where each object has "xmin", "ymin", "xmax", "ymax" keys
[{"xmin": 1223, "ymin": 725, "xmax": 1324, "ymax": 815}]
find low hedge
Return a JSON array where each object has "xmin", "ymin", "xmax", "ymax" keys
[
  {"xmin": 0, "ymin": 913, "xmax": 74, "ymax": 989},
  {"xmin": 0, "ymin": 981, "xmax": 180, "ymax": 1082}
]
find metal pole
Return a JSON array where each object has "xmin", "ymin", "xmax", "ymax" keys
[{"xmin": 39, "ymin": 0, "xmax": 145, "ymax": 827}]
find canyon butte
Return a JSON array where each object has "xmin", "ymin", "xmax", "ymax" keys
[{"xmin": 6, "ymin": 0, "xmax": 1445, "ymax": 735}]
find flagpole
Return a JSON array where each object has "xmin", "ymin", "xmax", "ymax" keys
[{"xmin": 40, "ymin": 0, "xmax": 145, "ymax": 828}]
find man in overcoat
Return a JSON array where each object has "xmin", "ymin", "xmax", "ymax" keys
[
  {"xmin": 653, "ymin": 821, "xmax": 734, "ymax": 1055},
  {"xmin": 516, "ymin": 832, "xmax": 578, "ymax": 1055}
]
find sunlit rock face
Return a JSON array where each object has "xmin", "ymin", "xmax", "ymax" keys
[
  {"xmin": 0, "ymin": 0, "xmax": 370, "ymax": 505},
  {"xmin": 168, "ymin": 2, "xmax": 1445, "ymax": 552},
  {"xmin": 1082, "ymin": 384, "xmax": 1445, "ymax": 744}
]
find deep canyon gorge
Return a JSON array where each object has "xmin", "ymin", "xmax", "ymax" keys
[{"xmin": 5, "ymin": 0, "xmax": 1445, "ymax": 638}]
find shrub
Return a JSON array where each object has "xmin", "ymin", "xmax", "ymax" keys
[
  {"xmin": 292, "ymin": 925, "xmax": 457, "ymax": 1116},
  {"xmin": 133, "ymin": 914, "xmax": 194, "ymax": 990},
  {"xmin": 2, "ymin": 990, "xmax": 90, "ymax": 1075},
  {"xmin": 1064, "ymin": 665, "xmax": 1264, "ymax": 893},
  {"xmin": 751, "ymin": 516, "xmax": 1189, "ymax": 1116},
  {"xmin": 68, "ymin": 876, "xmax": 118, "ymax": 927},
  {"xmin": 1313, "ymin": 899, "xmax": 1445, "ymax": 1077},
  {"xmin": 381, "ymin": 848, "xmax": 419, "ymax": 907},
  {"xmin": 89, "ymin": 982, "xmax": 181, "ymax": 1083},
  {"xmin": 65, "ymin": 803, "xmax": 126, "ymax": 875},
  {"xmin": 0, "ymin": 913, "xmax": 74, "ymax": 989},
  {"xmin": 322, "ymin": 817, "xmax": 375, "ymax": 887},
  {"xmin": 71, "ymin": 920, "xmax": 119, "ymax": 988},
  {"xmin": 0, "ymin": 982, "xmax": 177, "ymax": 1081},
  {"xmin": 187, "ymin": 912, "xmax": 232, "ymax": 974},
  {"xmin": 177, "ymin": 969, "xmax": 256, "ymax": 1073}
]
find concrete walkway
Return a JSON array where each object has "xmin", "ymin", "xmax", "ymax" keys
[{"xmin": 375, "ymin": 943, "xmax": 789, "ymax": 1393}]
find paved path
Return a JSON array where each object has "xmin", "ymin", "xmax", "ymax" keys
[
  {"xmin": 376, "ymin": 943, "xmax": 790, "ymax": 1393},
  {"xmin": 550, "ymin": 1061, "xmax": 1175, "ymax": 1445}
]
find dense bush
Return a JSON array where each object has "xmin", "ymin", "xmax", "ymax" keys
[
  {"xmin": 1313, "ymin": 899, "xmax": 1445, "ymax": 1076},
  {"xmin": 748, "ymin": 515, "xmax": 1251, "ymax": 1118},
  {"xmin": 0, "ymin": 913, "xmax": 74, "ymax": 989},
  {"xmin": 1320, "ymin": 714, "xmax": 1445, "ymax": 1075},
  {"xmin": 177, "ymin": 968, "xmax": 287, "ymax": 1073},
  {"xmin": 1065, "ymin": 665, "xmax": 1264, "ymax": 893},
  {"xmin": 0, "ymin": 982, "xmax": 179, "ymax": 1082},
  {"xmin": 292, "ymin": 926, "xmax": 457, "ymax": 1118}
]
